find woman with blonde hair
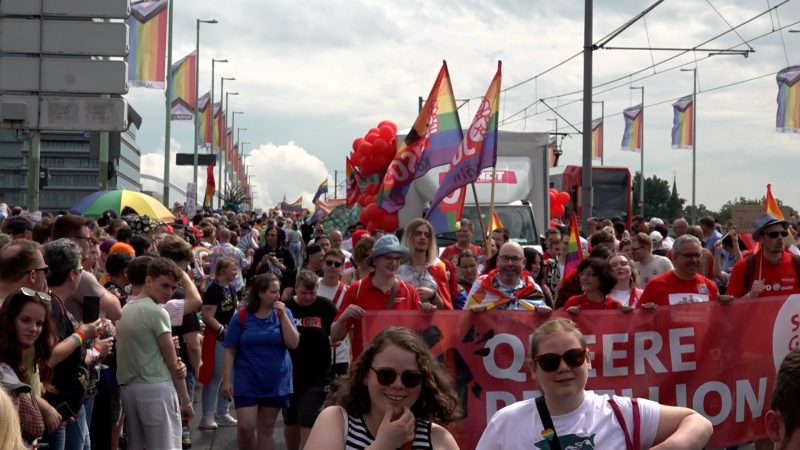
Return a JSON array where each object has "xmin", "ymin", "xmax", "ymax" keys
[
  {"xmin": 0, "ymin": 389, "xmax": 27, "ymax": 450},
  {"xmin": 306, "ymin": 327, "xmax": 460, "ymax": 449},
  {"xmin": 608, "ymin": 254, "xmax": 644, "ymax": 309},
  {"xmin": 477, "ymin": 318, "xmax": 712, "ymax": 449}
]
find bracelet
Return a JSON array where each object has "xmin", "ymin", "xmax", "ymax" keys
[{"xmin": 70, "ymin": 333, "xmax": 83, "ymax": 348}]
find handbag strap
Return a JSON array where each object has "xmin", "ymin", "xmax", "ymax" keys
[
  {"xmin": 384, "ymin": 280, "xmax": 398, "ymax": 310},
  {"xmin": 608, "ymin": 397, "xmax": 640, "ymax": 450},
  {"xmin": 535, "ymin": 396, "xmax": 561, "ymax": 450}
]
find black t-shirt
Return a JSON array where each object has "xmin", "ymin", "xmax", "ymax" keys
[
  {"xmin": 44, "ymin": 294, "xmax": 87, "ymax": 417},
  {"xmin": 202, "ymin": 281, "xmax": 236, "ymax": 327},
  {"xmin": 249, "ymin": 246, "xmax": 296, "ymax": 290},
  {"xmin": 285, "ymin": 296, "xmax": 337, "ymax": 388}
]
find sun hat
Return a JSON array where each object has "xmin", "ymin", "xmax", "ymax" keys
[
  {"xmin": 752, "ymin": 213, "xmax": 788, "ymax": 240},
  {"xmin": 365, "ymin": 234, "xmax": 409, "ymax": 266}
]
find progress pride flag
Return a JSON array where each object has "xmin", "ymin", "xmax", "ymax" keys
[{"xmin": 358, "ymin": 296, "xmax": 800, "ymax": 449}]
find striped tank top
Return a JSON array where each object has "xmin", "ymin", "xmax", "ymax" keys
[{"xmin": 345, "ymin": 412, "xmax": 433, "ymax": 449}]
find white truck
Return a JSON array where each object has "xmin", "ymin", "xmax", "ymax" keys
[{"xmin": 397, "ymin": 130, "xmax": 551, "ymax": 249}]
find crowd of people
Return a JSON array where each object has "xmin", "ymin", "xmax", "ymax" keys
[{"xmin": 0, "ymin": 201, "xmax": 798, "ymax": 449}]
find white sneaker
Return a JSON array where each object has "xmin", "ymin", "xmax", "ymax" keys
[
  {"xmin": 215, "ymin": 413, "xmax": 238, "ymax": 427},
  {"xmin": 198, "ymin": 413, "xmax": 218, "ymax": 430}
]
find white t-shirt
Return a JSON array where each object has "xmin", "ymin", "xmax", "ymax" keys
[
  {"xmin": 476, "ymin": 391, "xmax": 660, "ymax": 450},
  {"xmin": 633, "ymin": 255, "xmax": 674, "ymax": 286},
  {"xmin": 317, "ymin": 279, "xmax": 350, "ymax": 364},
  {"xmin": 609, "ymin": 288, "xmax": 644, "ymax": 308}
]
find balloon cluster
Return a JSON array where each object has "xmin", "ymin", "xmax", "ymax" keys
[
  {"xmin": 549, "ymin": 188, "xmax": 570, "ymax": 220},
  {"xmin": 349, "ymin": 120, "xmax": 400, "ymax": 233}
]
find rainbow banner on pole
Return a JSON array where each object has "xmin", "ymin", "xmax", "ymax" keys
[
  {"xmin": 197, "ymin": 92, "xmax": 211, "ymax": 147},
  {"xmin": 591, "ymin": 118, "xmax": 603, "ymax": 160},
  {"xmin": 427, "ymin": 62, "xmax": 501, "ymax": 235},
  {"xmin": 564, "ymin": 213, "xmax": 583, "ymax": 279},
  {"xmin": 170, "ymin": 51, "xmax": 196, "ymax": 120},
  {"xmin": 621, "ymin": 105, "xmax": 643, "ymax": 152},
  {"xmin": 776, "ymin": 65, "xmax": 800, "ymax": 133},
  {"xmin": 378, "ymin": 61, "xmax": 463, "ymax": 213},
  {"xmin": 212, "ymin": 103, "xmax": 222, "ymax": 150},
  {"xmin": 126, "ymin": 0, "xmax": 168, "ymax": 89},
  {"xmin": 312, "ymin": 178, "xmax": 329, "ymax": 204},
  {"xmin": 203, "ymin": 164, "xmax": 215, "ymax": 209},
  {"xmin": 671, "ymin": 96, "xmax": 693, "ymax": 149}
]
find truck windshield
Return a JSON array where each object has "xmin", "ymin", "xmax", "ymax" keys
[{"xmin": 435, "ymin": 205, "xmax": 539, "ymax": 248}]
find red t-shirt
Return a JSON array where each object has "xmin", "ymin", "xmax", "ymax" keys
[
  {"xmin": 727, "ymin": 251, "xmax": 800, "ymax": 298},
  {"xmin": 562, "ymin": 293, "xmax": 621, "ymax": 310},
  {"xmin": 641, "ymin": 271, "xmax": 719, "ymax": 306},
  {"xmin": 440, "ymin": 243, "xmax": 482, "ymax": 265},
  {"xmin": 335, "ymin": 275, "xmax": 421, "ymax": 359}
]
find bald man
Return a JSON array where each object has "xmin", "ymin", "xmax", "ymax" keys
[{"xmin": 466, "ymin": 242, "xmax": 548, "ymax": 313}]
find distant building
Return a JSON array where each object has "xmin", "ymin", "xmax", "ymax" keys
[{"xmin": 0, "ymin": 106, "xmax": 143, "ymax": 211}]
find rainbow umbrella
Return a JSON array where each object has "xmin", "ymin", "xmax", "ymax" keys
[{"xmin": 70, "ymin": 189, "xmax": 175, "ymax": 221}]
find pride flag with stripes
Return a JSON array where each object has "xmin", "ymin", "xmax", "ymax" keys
[
  {"xmin": 312, "ymin": 178, "xmax": 329, "ymax": 204},
  {"xmin": 564, "ymin": 213, "xmax": 583, "ymax": 278},
  {"xmin": 591, "ymin": 118, "xmax": 603, "ymax": 160},
  {"xmin": 776, "ymin": 65, "xmax": 800, "ymax": 133},
  {"xmin": 427, "ymin": 62, "xmax": 501, "ymax": 234},
  {"xmin": 203, "ymin": 164, "xmax": 215, "ymax": 209},
  {"xmin": 378, "ymin": 61, "xmax": 463, "ymax": 213},
  {"xmin": 212, "ymin": 103, "xmax": 222, "ymax": 150},
  {"xmin": 170, "ymin": 51, "xmax": 196, "ymax": 120},
  {"xmin": 765, "ymin": 183, "xmax": 799, "ymax": 254},
  {"xmin": 126, "ymin": 0, "xmax": 168, "ymax": 89},
  {"xmin": 487, "ymin": 210, "xmax": 504, "ymax": 237},
  {"xmin": 621, "ymin": 105, "xmax": 643, "ymax": 152},
  {"xmin": 671, "ymin": 96, "xmax": 693, "ymax": 149}
]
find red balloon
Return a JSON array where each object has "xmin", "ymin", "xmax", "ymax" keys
[
  {"xmin": 352, "ymin": 137, "xmax": 365, "ymax": 152},
  {"xmin": 380, "ymin": 212, "xmax": 399, "ymax": 232},
  {"xmin": 357, "ymin": 142, "xmax": 373, "ymax": 155},
  {"xmin": 372, "ymin": 138, "xmax": 388, "ymax": 154},
  {"xmin": 558, "ymin": 191, "xmax": 570, "ymax": 204},
  {"xmin": 549, "ymin": 188, "xmax": 558, "ymax": 196},
  {"xmin": 358, "ymin": 207, "xmax": 369, "ymax": 223},
  {"xmin": 549, "ymin": 191, "xmax": 557, "ymax": 204},
  {"xmin": 378, "ymin": 120, "xmax": 398, "ymax": 133},
  {"xmin": 554, "ymin": 204, "xmax": 565, "ymax": 217},
  {"xmin": 364, "ymin": 133, "xmax": 380, "ymax": 144},
  {"xmin": 549, "ymin": 220, "xmax": 559, "ymax": 228},
  {"xmin": 367, "ymin": 128, "xmax": 379, "ymax": 137},
  {"xmin": 378, "ymin": 125, "xmax": 395, "ymax": 142}
]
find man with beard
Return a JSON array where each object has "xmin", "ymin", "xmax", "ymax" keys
[{"xmin": 465, "ymin": 242, "xmax": 548, "ymax": 313}]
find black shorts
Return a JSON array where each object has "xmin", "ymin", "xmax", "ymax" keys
[{"xmin": 281, "ymin": 385, "xmax": 328, "ymax": 428}]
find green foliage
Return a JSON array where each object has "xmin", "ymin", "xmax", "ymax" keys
[
  {"xmin": 632, "ymin": 172, "xmax": 686, "ymax": 222},
  {"xmin": 218, "ymin": 185, "xmax": 251, "ymax": 211}
]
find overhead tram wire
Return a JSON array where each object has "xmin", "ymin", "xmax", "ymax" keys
[
  {"xmin": 500, "ymin": 15, "xmax": 800, "ymax": 128},
  {"xmin": 499, "ymin": 0, "xmax": 791, "ymax": 126}
]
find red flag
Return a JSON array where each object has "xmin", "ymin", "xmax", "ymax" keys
[{"xmin": 203, "ymin": 164, "xmax": 215, "ymax": 209}]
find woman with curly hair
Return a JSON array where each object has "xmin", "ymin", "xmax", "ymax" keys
[
  {"xmin": 305, "ymin": 326, "xmax": 461, "ymax": 449},
  {"xmin": 0, "ymin": 287, "xmax": 56, "ymax": 445}
]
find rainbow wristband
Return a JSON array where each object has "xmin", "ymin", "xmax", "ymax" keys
[{"xmin": 70, "ymin": 332, "xmax": 84, "ymax": 348}]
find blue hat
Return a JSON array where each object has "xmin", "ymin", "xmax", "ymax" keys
[
  {"xmin": 753, "ymin": 213, "xmax": 788, "ymax": 240},
  {"xmin": 1, "ymin": 363, "xmax": 31, "ymax": 393},
  {"xmin": 365, "ymin": 234, "xmax": 409, "ymax": 266}
]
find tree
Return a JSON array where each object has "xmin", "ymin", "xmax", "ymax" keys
[
  {"xmin": 632, "ymin": 172, "xmax": 687, "ymax": 221},
  {"xmin": 682, "ymin": 204, "xmax": 717, "ymax": 223},
  {"xmin": 218, "ymin": 185, "xmax": 251, "ymax": 212}
]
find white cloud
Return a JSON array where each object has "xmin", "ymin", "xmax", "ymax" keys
[{"xmin": 244, "ymin": 142, "xmax": 330, "ymax": 211}]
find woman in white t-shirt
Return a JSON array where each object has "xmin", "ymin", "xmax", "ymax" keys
[
  {"xmin": 609, "ymin": 254, "xmax": 644, "ymax": 309},
  {"xmin": 476, "ymin": 318, "xmax": 712, "ymax": 450}
]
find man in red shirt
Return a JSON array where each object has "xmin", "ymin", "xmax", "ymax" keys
[
  {"xmin": 440, "ymin": 218, "xmax": 482, "ymax": 265},
  {"xmin": 641, "ymin": 234, "xmax": 726, "ymax": 307},
  {"xmin": 727, "ymin": 213, "xmax": 800, "ymax": 298},
  {"xmin": 330, "ymin": 234, "xmax": 433, "ymax": 359}
]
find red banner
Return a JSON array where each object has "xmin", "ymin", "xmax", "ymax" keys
[{"xmin": 358, "ymin": 295, "xmax": 800, "ymax": 449}]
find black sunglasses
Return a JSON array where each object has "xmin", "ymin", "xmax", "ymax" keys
[
  {"xmin": 370, "ymin": 367, "xmax": 423, "ymax": 388},
  {"xmin": 13, "ymin": 287, "xmax": 52, "ymax": 305},
  {"xmin": 325, "ymin": 260, "xmax": 343, "ymax": 268},
  {"xmin": 765, "ymin": 231, "xmax": 789, "ymax": 239},
  {"xmin": 534, "ymin": 348, "xmax": 586, "ymax": 372}
]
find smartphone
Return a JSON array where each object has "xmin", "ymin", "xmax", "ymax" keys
[
  {"xmin": 83, "ymin": 296, "xmax": 100, "ymax": 323},
  {"xmin": 55, "ymin": 401, "xmax": 77, "ymax": 420}
]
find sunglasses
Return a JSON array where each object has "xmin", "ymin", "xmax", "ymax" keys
[
  {"xmin": 765, "ymin": 231, "xmax": 789, "ymax": 239},
  {"xmin": 13, "ymin": 287, "xmax": 52, "ymax": 305},
  {"xmin": 370, "ymin": 367, "xmax": 423, "ymax": 388},
  {"xmin": 534, "ymin": 348, "xmax": 587, "ymax": 372},
  {"xmin": 325, "ymin": 260, "xmax": 343, "ymax": 268}
]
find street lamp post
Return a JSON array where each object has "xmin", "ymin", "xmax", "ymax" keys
[
  {"xmin": 219, "ymin": 79, "xmax": 235, "ymax": 201},
  {"xmin": 193, "ymin": 19, "xmax": 217, "ymax": 204},
  {"xmin": 680, "ymin": 68, "xmax": 698, "ymax": 224},
  {"xmin": 209, "ymin": 58, "xmax": 228, "ymax": 209},
  {"xmin": 630, "ymin": 86, "xmax": 645, "ymax": 217},
  {"xmin": 233, "ymin": 123, "xmax": 245, "ymax": 186}
]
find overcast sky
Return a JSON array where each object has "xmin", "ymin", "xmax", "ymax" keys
[{"xmin": 128, "ymin": 0, "xmax": 800, "ymax": 214}]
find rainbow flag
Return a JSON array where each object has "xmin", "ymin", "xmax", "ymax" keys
[
  {"xmin": 197, "ymin": 92, "xmax": 211, "ymax": 147},
  {"xmin": 776, "ymin": 65, "xmax": 800, "ymax": 133},
  {"xmin": 564, "ymin": 213, "xmax": 583, "ymax": 278},
  {"xmin": 346, "ymin": 157, "xmax": 365, "ymax": 208},
  {"xmin": 170, "ymin": 50, "xmax": 196, "ymax": 120},
  {"xmin": 126, "ymin": 0, "xmax": 168, "ymax": 89},
  {"xmin": 427, "ymin": 62, "xmax": 501, "ymax": 234},
  {"xmin": 212, "ymin": 103, "xmax": 222, "ymax": 150},
  {"xmin": 547, "ymin": 136, "xmax": 559, "ymax": 168},
  {"xmin": 591, "ymin": 118, "xmax": 603, "ymax": 160},
  {"xmin": 621, "ymin": 105, "xmax": 643, "ymax": 152},
  {"xmin": 226, "ymin": 128, "xmax": 233, "ymax": 161},
  {"xmin": 203, "ymin": 164, "xmax": 215, "ymax": 209},
  {"xmin": 671, "ymin": 96, "xmax": 693, "ymax": 149},
  {"xmin": 281, "ymin": 196, "xmax": 303, "ymax": 213},
  {"xmin": 487, "ymin": 209, "xmax": 504, "ymax": 236},
  {"xmin": 378, "ymin": 61, "xmax": 463, "ymax": 213},
  {"xmin": 312, "ymin": 178, "xmax": 329, "ymax": 204}
]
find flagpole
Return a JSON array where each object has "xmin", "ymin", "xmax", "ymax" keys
[
  {"xmin": 488, "ymin": 167, "xmax": 498, "ymax": 242},
  {"xmin": 681, "ymin": 67, "xmax": 698, "ymax": 224},
  {"xmin": 630, "ymin": 86, "xmax": 645, "ymax": 217},
  {"xmin": 600, "ymin": 100, "xmax": 605, "ymax": 166},
  {"xmin": 470, "ymin": 183, "xmax": 487, "ymax": 250},
  {"xmin": 162, "ymin": 0, "xmax": 174, "ymax": 205}
]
